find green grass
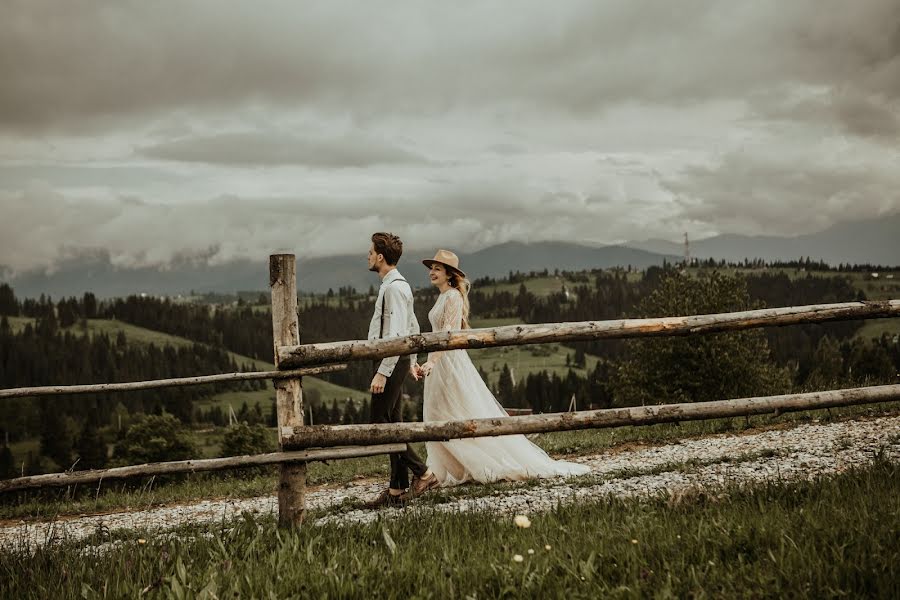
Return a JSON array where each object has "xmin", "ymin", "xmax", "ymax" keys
[
  {"xmin": 855, "ymin": 318, "xmax": 900, "ymax": 340},
  {"xmin": 1, "ymin": 459, "xmax": 896, "ymax": 599},
  {"xmin": 469, "ymin": 343, "xmax": 599, "ymax": 387},
  {"xmin": 0, "ymin": 451, "xmax": 398, "ymax": 523}
]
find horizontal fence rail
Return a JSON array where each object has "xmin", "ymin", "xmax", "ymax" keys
[
  {"xmin": 3, "ymin": 384, "xmax": 896, "ymax": 493},
  {"xmin": 276, "ymin": 300, "xmax": 900, "ymax": 369},
  {"xmin": 0, "ymin": 364, "xmax": 347, "ymax": 399},
  {"xmin": 281, "ymin": 384, "xmax": 900, "ymax": 449},
  {"xmin": 0, "ymin": 443, "xmax": 407, "ymax": 493}
]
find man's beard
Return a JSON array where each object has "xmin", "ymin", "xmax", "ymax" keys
[{"xmin": 368, "ymin": 264, "xmax": 379, "ymax": 272}]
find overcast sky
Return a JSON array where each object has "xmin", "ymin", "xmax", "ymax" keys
[{"xmin": 1, "ymin": 0, "xmax": 898, "ymax": 273}]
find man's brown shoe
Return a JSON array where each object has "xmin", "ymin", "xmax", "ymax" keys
[
  {"xmin": 401, "ymin": 472, "xmax": 439, "ymax": 501},
  {"xmin": 365, "ymin": 488, "xmax": 405, "ymax": 509}
]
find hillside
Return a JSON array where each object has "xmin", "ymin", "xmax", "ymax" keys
[{"xmin": 5, "ymin": 316, "xmax": 368, "ymax": 405}]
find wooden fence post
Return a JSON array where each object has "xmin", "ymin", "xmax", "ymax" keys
[{"xmin": 270, "ymin": 254, "xmax": 306, "ymax": 527}]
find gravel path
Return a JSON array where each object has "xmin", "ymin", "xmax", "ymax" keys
[{"xmin": 2, "ymin": 415, "xmax": 897, "ymax": 551}]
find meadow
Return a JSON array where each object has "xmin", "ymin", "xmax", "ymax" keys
[{"xmin": 1, "ymin": 458, "xmax": 896, "ymax": 599}]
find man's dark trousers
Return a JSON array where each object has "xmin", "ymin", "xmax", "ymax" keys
[{"xmin": 371, "ymin": 356, "xmax": 427, "ymax": 490}]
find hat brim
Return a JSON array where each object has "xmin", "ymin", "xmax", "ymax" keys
[{"xmin": 422, "ymin": 259, "xmax": 466, "ymax": 279}]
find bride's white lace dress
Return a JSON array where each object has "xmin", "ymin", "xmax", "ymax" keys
[{"xmin": 424, "ymin": 289, "xmax": 590, "ymax": 485}]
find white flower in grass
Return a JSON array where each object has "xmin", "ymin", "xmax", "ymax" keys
[
  {"xmin": 545, "ymin": 544, "xmax": 552, "ymax": 551},
  {"xmin": 513, "ymin": 515, "xmax": 531, "ymax": 528},
  {"xmin": 513, "ymin": 554, "xmax": 524, "ymax": 563},
  {"xmin": 527, "ymin": 549, "xmax": 534, "ymax": 555}
]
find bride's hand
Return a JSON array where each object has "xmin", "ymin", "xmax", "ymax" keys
[{"xmin": 421, "ymin": 361, "xmax": 435, "ymax": 377}]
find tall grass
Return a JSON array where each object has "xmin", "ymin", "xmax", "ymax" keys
[{"xmin": 1, "ymin": 459, "xmax": 896, "ymax": 599}]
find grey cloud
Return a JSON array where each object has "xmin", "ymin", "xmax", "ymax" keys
[
  {"xmin": 664, "ymin": 150, "xmax": 900, "ymax": 236},
  {"xmin": 748, "ymin": 88, "xmax": 900, "ymax": 141},
  {"xmin": 3, "ymin": 1, "xmax": 900, "ymax": 272},
  {"xmin": 0, "ymin": 178, "xmax": 671, "ymax": 273},
  {"xmin": 0, "ymin": 164, "xmax": 190, "ymax": 189},
  {"xmin": 138, "ymin": 132, "xmax": 429, "ymax": 168},
  {"xmin": 833, "ymin": 92, "xmax": 900, "ymax": 139},
  {"xmin": 3, "ymin": 1, "xmax": 899, "ymax": 134}
]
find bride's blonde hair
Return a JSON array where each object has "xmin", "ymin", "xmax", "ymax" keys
[{"xmin": 446, "ymin": 270, "xmax": 472, "ymax": 329}]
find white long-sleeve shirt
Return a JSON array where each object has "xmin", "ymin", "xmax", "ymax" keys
[{"xmin": 367, "ymin": 268, "xmax": 420, "ymax": 377}]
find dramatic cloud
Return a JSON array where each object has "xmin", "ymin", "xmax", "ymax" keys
[{"xmin": 1, "ymin": 0, "xmax": 898, "ymax": 273}]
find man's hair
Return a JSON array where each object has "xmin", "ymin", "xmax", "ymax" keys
[{"xmin": 371, "ymin": 232, "xmax": 403, "ymax": 266}]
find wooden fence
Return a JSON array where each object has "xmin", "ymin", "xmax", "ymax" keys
[{"xmin": 0, "ymin": 253, "xmax": 898, "ymax": 528}]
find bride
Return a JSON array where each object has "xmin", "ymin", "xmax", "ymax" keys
[{"xmin": 406, "ymin": 249, "xmax": 590, "ymax": 495}]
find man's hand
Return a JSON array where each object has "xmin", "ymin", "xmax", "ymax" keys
[
  {"xmin": 420, "ymin": 361, "xmax": 435, "ymax": 377},
  {"xmin": 370, "ymin": 373, "xmax": 388, "ymax": 394},
  {"xmin": 409, "ymin": 364, "xmax": 422, "ymax": 381}
]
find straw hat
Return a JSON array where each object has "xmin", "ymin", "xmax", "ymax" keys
[{"xmin": 422, "ymin": 249, "xmax": 466, "ymax": 278}]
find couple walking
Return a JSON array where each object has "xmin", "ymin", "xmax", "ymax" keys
[{"xmin": 365, "ymin": 232, "xmax": 588, "ymax": 508}]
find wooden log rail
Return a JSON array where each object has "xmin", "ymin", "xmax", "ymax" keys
[
  {"xmin": 276, "ymin": 300, "xmax": 900, "ymax": 369},
  {"xmin": 281, "ymin": 384, "xmax": 900, "ymax": 449},
  {"xmin": 0, "ymin": 364, "xmax": 347, "ymax": 400},
  {"xmin": 0, "ymin": 444, "xmax": 406, "ymax": 493},
  {"xmin": 2, "ymin": 384, "xmax": 896, "ymax": 494}
]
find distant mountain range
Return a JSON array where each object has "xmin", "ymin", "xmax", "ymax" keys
[
  {"xmin": 2, "ymin": 214, "xmax": 897, "ymax": 299},
  {"xmin": 628, "ymin": 213, "xmax": 899, "ymax": 267},
  {"xmin": 0, "ymin": 244, "xmax": 678, "ymax": 299}
]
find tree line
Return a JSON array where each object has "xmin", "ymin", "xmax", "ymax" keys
[{"xmin": 1, "ymin": 262, "xmax": 898, "ymax": 478}]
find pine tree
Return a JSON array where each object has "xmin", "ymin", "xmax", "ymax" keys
[
  {"xmin": 343, "ymin": 399, "xmax": 359, "ymax": 424},
  {"xmin": 498, "ymin": 364, "xmax": 515, "ymax": 406},
  {"xmin": 574, "ymin": 347, "xmax": 586, "ymax": 369},
  {"xmin": 0, "ymin": 284, "xmax": 18, "ymax": 316},
  {"xmin": 39, "ymin": 400, "xmax": 73, "ymax": 470},
  {"xmin": 0, "ymin": 444, "xmax": 14, "ymax": 479},
  {"xmin": 75, "ymin": 419, "xmax": 107, "ymax": 470}
]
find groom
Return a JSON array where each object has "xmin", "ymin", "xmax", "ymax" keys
[{"xmin": 365, "ymin": 232, "xmax": 438, "ymax": 507}]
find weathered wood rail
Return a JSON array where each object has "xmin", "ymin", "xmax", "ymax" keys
[
  {"xmin": 276, "ymin": 300, "xmax": 900, "ymax": 369},
  {"xmin": 281, "ymin": 384, "xmax": 900, "ymax": 449},
  {"xmin": 1, "ymin": 253, "xmax": 898, "ymax": 531},
  {"xmin": 0, "ymin": 364, "xmax": 346, "ymax": 399},
  {"xmin": 0, "ymin": 444, "xmax": 406, "ymax": 493}
]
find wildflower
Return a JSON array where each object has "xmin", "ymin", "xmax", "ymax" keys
[
  {"xmin": 545, "ymin": 544, "xmax": 552, "ymax": 551},
  {"xmin": 513, "ymin": 554, "xmax": 524, "ymax": 563},
  {"xmin": 514, "ymin": 515, "xmax": 531, "ymax": 528},
  {"xmin": 631, "ymin": 539, "xmax": 638, "ymax": 544},
  {"xmin": 137, "ymin": 539, "xmax": 147, "ymax": 545},
  {"xmin": 527, "ymin": 549, "xmax": 535, "ymax": 555}
]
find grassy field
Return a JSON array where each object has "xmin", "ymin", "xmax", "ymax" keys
[
  {"xmin": 3, "ymin": 401, "xmax": 895, "ymax": 523},
  {"xmin": 468, "ymin": 343, "xmax": 599, "ymax": 388},
  {"xmin": 475, "ymin": 275, "xmax": 587, "ymax": 297},
  {"xmin": 1, "ymin": 458, "xmax": 896, "ymax": 599},
  {"xmin": 855, "ymin": 318, "xmax": 900, "ymax": 340}
]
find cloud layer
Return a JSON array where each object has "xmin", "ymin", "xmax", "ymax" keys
[{"xmin": 1, "ymin": 0, "xmax": 898, "ymax": 272}]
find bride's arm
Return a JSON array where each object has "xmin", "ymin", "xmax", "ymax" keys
[{"xmin": 421, "ymin": 292, "xmax": 463, "ymax": 375}]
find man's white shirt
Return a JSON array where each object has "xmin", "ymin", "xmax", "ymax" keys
[{"xmin": 368, "ymin": 268, "xmax": 420, "ymax": 377}]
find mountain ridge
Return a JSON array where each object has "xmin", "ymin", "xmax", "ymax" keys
[{"xmin": 2, "ymin": 214, "xmax": 897, "ymax": 298}]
